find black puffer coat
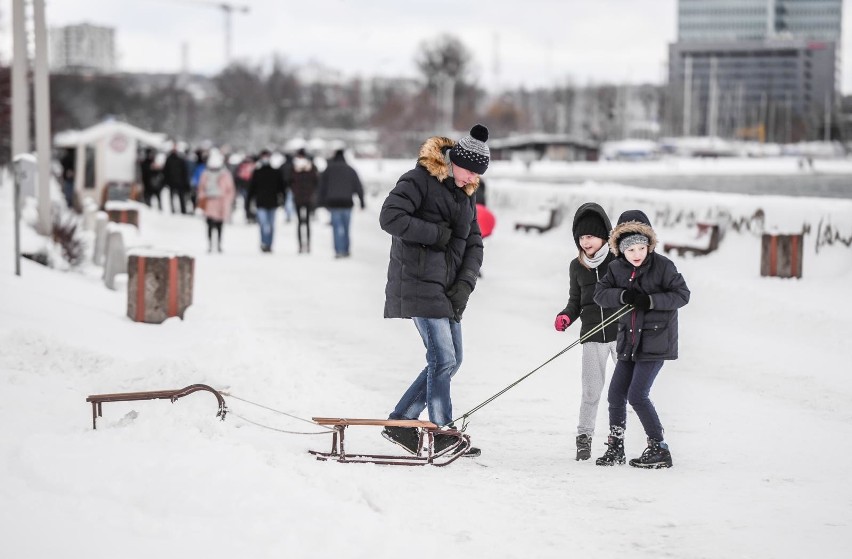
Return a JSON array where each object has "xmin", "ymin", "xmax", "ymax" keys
[
  {"xmin": 380, "ymin": 136, "xmax": 484, "ymax": 319},
  {"xmin": 248, "ymin": 163, "xmax": 285, "ymax": 209},
  {"xmin": 317, "ymin": 153, "xmax": 364, "ymax": 209},
  {"xmin": 594, "ymin": 211, "xmax": 690, "ymax": 361},
  {"xmin": 558, "ymin": 202, "xmax": 618, "ymax": 343}
]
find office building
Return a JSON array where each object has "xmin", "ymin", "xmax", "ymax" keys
[
  {"xmin": 669, "ymin": 0, "xmax": 842, "ymax": 141},
  {"xmin": 678, "ymin": 0, "xmax": 842, "ymax": 42},
  {"xmin": 49, "ymin": 23, "xmax": 116, "ymax": 73}
]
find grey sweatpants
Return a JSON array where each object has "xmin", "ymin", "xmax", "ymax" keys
[{"xmin": 577, "ymin": 340, "xmax": 617, "ymax": 437}]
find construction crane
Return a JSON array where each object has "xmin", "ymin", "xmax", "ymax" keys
[{"xmin": 170, "ymin": 0, "xmax": 251, "ymax": 65}]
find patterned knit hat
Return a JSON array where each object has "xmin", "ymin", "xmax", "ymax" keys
[
  {"xmin": 450, "ymin": 124, "xmax": 490, "ymax": 174},
  {"xmin": 618, "ymin": 233, "xmax": 650, "ymax": 254}
]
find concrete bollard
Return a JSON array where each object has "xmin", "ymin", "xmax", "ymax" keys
[
  {"xmin": 760, "ymin": 234, "xmax": 803, "ymax": 279},
  {"xmin": 104, "ymin": 200, "xmax": 140, "ymax": 228},
  {"xmin": 127, "ymin": 250, "xmax": 195, "ymax": 323},
  {"xmin": 93, "ymin": 212, "xmax": 109, "ymax": 265},
  {"xmin": 102, "ymin": 229, "xmax": 127, "ymax": 290}
]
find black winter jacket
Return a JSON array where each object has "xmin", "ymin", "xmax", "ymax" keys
[
  {"xmin": 248, "ymin": 163, "xmax": 285, "ymax": 209},
  {"xmin": 558, "ymin": 202, "xmax": 618, "ymax": 343},
  {"xmin": 561, "ymin": 254, "xmax": 619, "ymax": 343},
  {"xmin": 380, "ymin": 136, "xmax": 484, "ymax": 319},
  {"xmin": 290, "ymin": 157, "xmax": 319, "ymax": 207},
  {"xmin": 317, "ymin": 156, "xmax": 365, "ymax": 209},
  {"xmin": 163, "ymin": 152, "xmax": 189, "ymax": 191},
  {"xmin": 594, "ymin": 217, "xmax": 690, "ymax": 361}
]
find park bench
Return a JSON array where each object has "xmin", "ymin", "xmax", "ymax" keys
[
  {"xmin": 663, "ymin": 222, "xmax": 721, "ymax": 257},
  {"xmin": 514, "ymin": 207, "xmax": 563, "ymax": 234}
]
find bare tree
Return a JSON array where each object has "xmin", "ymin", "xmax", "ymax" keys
[{"xmin": 415, "ymin": 34, "xmax": 473, "ymax": 131}]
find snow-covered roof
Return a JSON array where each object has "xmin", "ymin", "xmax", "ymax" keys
[{"xmin": 53, "ymin": 119, "xmax": 167, "ymax": 149}]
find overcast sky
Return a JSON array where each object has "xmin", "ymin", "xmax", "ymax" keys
[{"xmin": 6, "ymin": 0, "xmax": 852, "ymax": 92}]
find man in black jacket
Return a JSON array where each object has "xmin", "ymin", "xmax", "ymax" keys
[
  {"xmin": 379, "ymin": 125, "xmax": 489, "ymax": 456},
  {"xmin": 247, "ymin": 149, "xmax": 286, "ymax": 252},
  {"xmin": 317, "ymin": 148, "xmax": 365, "ymax": 258},
  {"xmin": 163, "ymin": 143, "xmax": 190, "ymax": 215}
]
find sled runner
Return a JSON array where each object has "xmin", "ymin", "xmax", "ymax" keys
[{"xmin": 309, "ymin": 418, "xmax": 471, "ymax": 466}]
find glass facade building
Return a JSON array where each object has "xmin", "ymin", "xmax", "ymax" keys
[
  {"xmin": 669, "ymin": 0, "xmax": 842, "ymax": 140},
  {"xmin": 678, "ymin": 0, "xmax": 842, "ymax": 42}
]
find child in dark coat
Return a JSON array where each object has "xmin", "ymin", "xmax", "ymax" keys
[
  {"xmin": 554, "ymin": 202, "xmax": 619, "ymax": 461},
  {"xmin": 593, "ymin": 210, "xmax": 690, "ymax": 468}
]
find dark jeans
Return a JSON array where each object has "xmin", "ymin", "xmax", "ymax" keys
[
  {"xmin": 608, "ymin": 359, "xmax": 665, "ymax": 441},
  {"xmin": 296, "ymin": 204, "xmax": 311, "ymax": 249},
  {"xmin": 206, "ymin": 218, "xmax": 223, "ymax": 248},
  {"xmin": 169, "ymin": 187, "xmax": 188, "ymax": 214}
]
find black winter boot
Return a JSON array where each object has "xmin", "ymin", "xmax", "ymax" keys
[
  {"xmin": 576, "ymin": 434, "xmax": 592, "ymax": 461},
  {"xmin": 595, "ymin": 426, "xmax": 626, "ymax": 466},
  {"xmin": 381, "ymin": 426, "xmax": 420, "ymax": 455},
  {"xmin": 629, "ymin": 438, "xmax": 673, "ymax": 469}
]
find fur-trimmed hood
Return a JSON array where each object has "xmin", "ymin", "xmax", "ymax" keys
[
  {"xmin": 417, "ymin": 136, "xmax": 480, "ymax": 197},
  {"xmin": 609, "ymin": 210, "xmax": 658, "ymax": 256}
]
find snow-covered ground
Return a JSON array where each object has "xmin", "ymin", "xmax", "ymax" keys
[{"xmin": 2, "ymin": 170, "xmax": 851, "ymax": 558}]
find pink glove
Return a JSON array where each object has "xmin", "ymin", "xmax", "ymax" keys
[{"xmin": 554, "ymin": 314, "xmax": 571, "ymax": 331}]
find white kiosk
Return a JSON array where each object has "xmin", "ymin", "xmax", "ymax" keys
[{"xmin": 53, "ymin": 119, "xmax": 167, "ymax": 207}]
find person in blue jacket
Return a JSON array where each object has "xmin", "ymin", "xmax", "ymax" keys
[
  {"xmin": 379, "ymin": 125, "xmax": 489, "ymax": 456},
  {"xmin": 593, "ymin": 210, "xmax": 690, "ymax": 468}
]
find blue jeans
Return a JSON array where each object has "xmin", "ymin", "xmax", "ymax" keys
[
  {"xmin": 329, "ymin": 208, "xmax": 352, "ymax": 255},
  {"xmin": 256, "ymin": 207, "xmax": 276, "ymax": 249},
  {"xmin": 608, "ymin": 359, "xmax": 665, "ymax": 441},
  {"xmin": 389, "ymin": 317, "xmax": 463, "ymax": 426}
]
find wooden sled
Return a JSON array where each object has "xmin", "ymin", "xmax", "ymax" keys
[
  {"xmin": 309, "ymin": 418, "xmax": 471, "ymax": 467},
  {"xmin": 86, "ymin": 384, "xmax": 227, "ymax": 429}
]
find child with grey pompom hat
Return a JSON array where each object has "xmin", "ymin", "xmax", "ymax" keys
[{"xmin": 592, "ymin": 209, "xmax": 691, "ymax": 469}]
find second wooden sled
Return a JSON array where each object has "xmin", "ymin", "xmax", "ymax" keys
[{"xmin": 309, "ymin": 418, "xmax": 471, "ymax": 467}]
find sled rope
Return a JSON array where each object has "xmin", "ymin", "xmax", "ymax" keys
[
  {"xmin": 453, "ymin": 304, "xmax": 634, "ymax": 429},
  {"xmin": 220, "ymin": 391, "xmax": 336, "ymax": 435}
]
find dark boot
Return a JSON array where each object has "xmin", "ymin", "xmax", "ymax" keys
[
  {"xmin": 576, "ymin": 434, "xmax": 592, "ymax": 461},
  {"xmin": 595, "ymin": 426, "xmax": 626, "ymax": 466},
  {"xmin": 629, "ymin": 438, "xmax": 673, "ymax": 469},
  {"xmin": 381, "ymin": 426, "xmax": 420, "ymax": 455}
]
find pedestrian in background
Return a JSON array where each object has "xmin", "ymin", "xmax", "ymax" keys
[
  {"xmin": 248, "ymin": 149, "xmax": 286, "ymax": 253},
  {"xmin": 317, "ymin": 148, "xmax": 365, "ymax": 258},
  {"xmin": 197, "ymin": 149, "xmax": 236, "ymax": 253},
  {"xmin": 290, "ymin": 148, "xmax": 319, "ymax": 254},
  {"xmin": 164, "ymin": 142, "xmax": 190, "ymax": 215}
]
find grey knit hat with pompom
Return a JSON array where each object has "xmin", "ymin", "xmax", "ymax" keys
[{"xmin": 450, "ymin": 124, "xmax": 490, "ymax": 174}]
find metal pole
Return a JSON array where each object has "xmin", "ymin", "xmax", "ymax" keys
[
  {"xmin": 707, "ymin": 57, "xmax": 718, "ymax": 138},
  {"xmin": 683, "ymin": 55, "xmax": 692, "ymax": 136},
  {"xmin": 32, "ymin": 0, "xmax": 53, "ymax": 235},
  {"xmin": 824, "ymin": 92, "xmax": 831, "ymax": 142},
  {"xmin": 11, "ymin": 0, "xmax": 30, "ymax": 156},
  {"xmin": 224, "ymin": 6, "xmax": 232, "ymax": 65},
  {"xmin": 13, "ymin": 160, "xmax": 22, "ymax": 276}
]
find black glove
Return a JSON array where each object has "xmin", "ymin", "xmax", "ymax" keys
[
  {"xmin": 622, "ymin": 290, "xmax": 636, "ymax": 305},
  {"xmin": 432, "ymin": 223, "xmax": 452, "ymax": 251},
  {"xmin": 633, "ymin": 294, "xmax": 652, "ymax": 310},
  {"xmin": 446, "ymin": 281, "xmax": 472, "ymax": 322}
]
